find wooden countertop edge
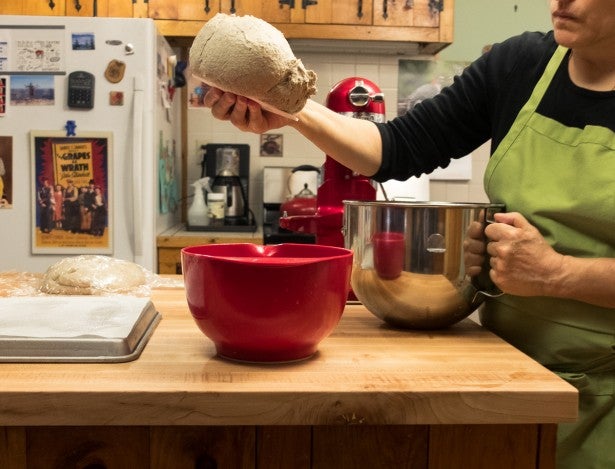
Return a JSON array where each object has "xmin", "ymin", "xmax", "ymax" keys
[{"xmin": 0, "ymin": 389, "xmax": 577, "ymax": 427}]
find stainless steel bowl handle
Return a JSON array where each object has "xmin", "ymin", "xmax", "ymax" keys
[
  {"xmin": 471, "ymin": 208, "xmax": 505, "ymax": 302},
  {"xmin": 472, "ymin": 288, "xmax": 504, "ymax": 302}
]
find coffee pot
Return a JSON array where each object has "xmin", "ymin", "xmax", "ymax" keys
[{"xmin": 209, "ymin": 147, "xmax": 249, "ymax": 224}]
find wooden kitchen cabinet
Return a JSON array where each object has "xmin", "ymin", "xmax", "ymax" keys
[
  {"xmin": 7, "ymin": 0, "xmax": 453, "ymax": 52},
  {"xmin": 150, "ymin": 0, "xmax": 453, "ymax": 53},
  {"xmin": 0, "ymin": 424, "xmax": 559, "ymax": 468},
  {"xmin": 157, "ymin": 225, "xmax": 262, "ymax": 274},
  {"xmin": 1, "ymin": 0, "xmax": 136, "ymax": 17},
  {"xmin": 146, "ymin": 0, "xmax": 369, "ymax": 25}
]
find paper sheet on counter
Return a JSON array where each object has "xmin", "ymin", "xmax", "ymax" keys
[{"xmin": 0, "ymin": 296, "xmax": 153, "ymax": 338}]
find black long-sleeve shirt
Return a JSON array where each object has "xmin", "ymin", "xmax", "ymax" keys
[{"xmin": 373, "ymin": 31, "xmax": 615, "ymax": 182}]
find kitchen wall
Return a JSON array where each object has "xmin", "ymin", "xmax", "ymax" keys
[{"xmin": 186, "ymin": 0, "xmax": 552, "ymax": 223}]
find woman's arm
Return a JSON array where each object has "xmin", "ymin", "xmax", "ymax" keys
[{"xmin": 205, "ymin": 89, "xmax": 383, "ymax": 176}]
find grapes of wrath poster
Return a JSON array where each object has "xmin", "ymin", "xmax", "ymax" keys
[{"xmin": 30, "ymin": 131, "xmax": 113, "ymax": 254}]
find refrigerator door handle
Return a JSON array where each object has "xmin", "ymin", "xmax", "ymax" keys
[{"xmin": 132, "ymin": 76, "xmax": 145, "ymax": 258}]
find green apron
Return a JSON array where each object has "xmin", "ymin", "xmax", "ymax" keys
[{"xmin": 480, "ymin": 46, "xmax": 615, "ymax": 469}]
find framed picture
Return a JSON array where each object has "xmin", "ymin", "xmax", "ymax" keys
[
  {"xmin": 0, "ymin": 135, "xmax": 12, "ymax": 208},
  {"xmin": 260, "ymin": 133, "xmax": 283, "ymax": 157},
  {"xmin": 30, "ymin": 131, "xmax": 113, "ymax": 254}
]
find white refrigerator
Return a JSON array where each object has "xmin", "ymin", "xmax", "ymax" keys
[{"xmin": 0, "ymin": 15, "xmax": 182, "ymax": 273}]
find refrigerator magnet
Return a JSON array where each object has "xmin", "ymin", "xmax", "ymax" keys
[
  {"xmin": 104, "ymin": 60, "xmax": 125, "ymax": 84},
  {"xmin": 109, "ymin": 91, "xmax": 124, "ymax": 106}
]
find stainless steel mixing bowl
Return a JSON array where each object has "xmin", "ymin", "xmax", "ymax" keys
[{"xmin": 343, "ymin": 201, "xmax": 505, "ymax": 329}]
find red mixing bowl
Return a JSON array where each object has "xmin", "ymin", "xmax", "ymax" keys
[{"xmin": 181, "ymin": 243, "xmax": 353, "ymax": 362}]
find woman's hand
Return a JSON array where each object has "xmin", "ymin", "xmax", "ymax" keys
[
  {"xmin": 203, "ymin": 87, "xmax": 291, "ymax": 134},
  {"xmin": 485, "ymin": 212, "xmax": 565, "ymax": 297},
  {"xmin": 485, "ymin": 212, "xmax": 615, "ymax": 308}
]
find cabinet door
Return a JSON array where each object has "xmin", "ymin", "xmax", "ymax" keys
[
  {"xmin": 26, "ymin": 426, "xmax": 149, "ymax": 469},
  {"xmin": 65, "ymin": 0, "xmax": 135, "ymax": 17},
  {"xmin": 0, "ymin": 427, "xmax": 26, "ymax": 469},
  {"xmin": 221, "ymin": 0, "xmax": 294, "ymax": 23},
  {"xmin": 148, "ymin": 0, "xmax": 220, "ymax": 21},
  {"xmin": 428, "ymin": 424, "xmax": 542, "ymax": 469},
  {"xmin": 373, "ymin": 0, "xmax": 440, "ymax": 27},
  {"xmin": 13, "ymin": 0, "xmax": 66, "ymax": 16},
  {"xmin": 150, "ymin": 426, "xmax": 255, "ymax": 468},
  {"xmin": 304, "ymin": 0, "xmax": 372, "ymax": 26},
  {"xmin": 312, "ymin": 425, "xmax": 429, "ymax": 468},
  {"xmin": 0, "ymin": 3, "xmax": 23, "ymax": 14},
  {"xmin": 257, "ymin": 426, "xmax": 311, "ymax": 469}
]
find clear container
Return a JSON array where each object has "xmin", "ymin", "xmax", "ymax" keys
[{"xmin": 207, "ymin": 193, "xmax": 225, "ymax": 226}]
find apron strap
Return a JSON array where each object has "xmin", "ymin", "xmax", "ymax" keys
[{"xmin": 492, "ymin": 46, "xmax": 569, "ymax": 159}]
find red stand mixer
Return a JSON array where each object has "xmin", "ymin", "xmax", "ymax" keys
[{"xmin": 279, "ymin": 77, "xmax": 385, "ymax": 247}]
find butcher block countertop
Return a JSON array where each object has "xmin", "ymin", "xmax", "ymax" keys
[{"xmin": 0, "ymin": 285, "xmax": 577, "ymax": 428}]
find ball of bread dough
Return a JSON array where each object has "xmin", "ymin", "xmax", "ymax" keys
[
  {"xmin": 40, "ymin": 255, "xmax": 146, "ymax": 295},
  {"xmin": 189, "ymin": 13, "xmax": 317, "ymax": 114}
]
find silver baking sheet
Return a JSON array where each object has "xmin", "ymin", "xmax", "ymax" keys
[{"xmin": 0, "ymin": 296, "xmax": 161, "ymax": 363}]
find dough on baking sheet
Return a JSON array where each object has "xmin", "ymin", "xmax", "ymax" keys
[
  {"xmin": 40, "ymin": 255, "xmax": 146, "ymax": 295},
  {"xmin": 189, "ymin": 13, "xmax": 317, "ymax": 114},
  {"xmin": 0, "ymin": 272, "xmax": 42, "ymax": 297}
]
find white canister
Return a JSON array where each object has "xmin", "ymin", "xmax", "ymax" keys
[{"xmin": 207, "ymin": 192, "xmax": 225, "ymax": 225}]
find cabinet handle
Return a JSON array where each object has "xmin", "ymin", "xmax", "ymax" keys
[
  {"xmin": 48, "ymin": 0, "xmax": 56, "ymax": 9},
  {"xmin": 428, "ymin": 0, "xmax": 443, "ymax": 14},
  {"xmin": 357, "ymin": 0, "xmax": 363, "ymax": 18},
  {"xmin": 382, "ymin": 0, "xmax": 388, "ymax": 19},
  {"xmin": 302, "ymin": 0, "xmax": 317, "ymax": 8},
  {"xmin": 404, "ymin": 0, "xmax": 413, "ymax": 9},
  {"xmin": 279, "ymin": 0, "xmax": 295, "ymax": 8},
  {"xmin": 230, "ymin": 0, "xmax": 236, "ymax": 14},
  {"xmin": 204, "ymin": 0, "xmax": 211, "ymax": 13},
  {"xmin": 74, "ymin": 0, "xmax": 82, "ymax": 11}
]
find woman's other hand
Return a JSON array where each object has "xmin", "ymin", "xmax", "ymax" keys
[{"xmin": 485, "ymin": 212, "xmax": 564, "ymax": 297}]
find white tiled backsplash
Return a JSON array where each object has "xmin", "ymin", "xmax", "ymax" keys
[{"xmin": 187, "ymin": 52, "xmax": 489, "ymax": 223}]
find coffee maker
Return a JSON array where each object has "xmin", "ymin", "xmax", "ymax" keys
[{"xmin": 200, "ymin": 143, "xmax": 254, "ymax": 230}]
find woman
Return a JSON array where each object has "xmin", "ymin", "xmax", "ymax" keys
[
  {"xmin": 0, "ymin": 156, "xmax": 5, "ymax": 203},
  {"xmin": 63, "ymin": 179, "xmax": 80, "ymax": 233},
  {"xmin": 52, "ymin": 184, "xmax": 64, "ymax": 229},
  {"xmin": 36, "ymin": 178, "xmax": 55, "ymax": 234},
  {"xmin": 90, "ymin": 186, "xmax": 106, "ymax": 236},
  {"xmin": 203, "ymin": 1, "xmax": 615, "ymax": 466}
]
